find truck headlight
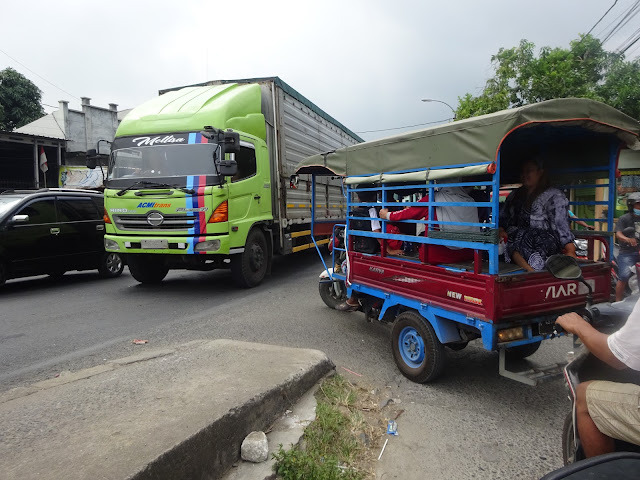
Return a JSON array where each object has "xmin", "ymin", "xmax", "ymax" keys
[
  {"xmin": 195, "ymin": 240, "xmax": 221, "ymax": 252},
  {"xmin": 497, "ymin": 327, "xmax": 524, "ymax": 342},
  {"xmin": 104, "ymin": 238, "xmax": 120, "ymax": 251}
]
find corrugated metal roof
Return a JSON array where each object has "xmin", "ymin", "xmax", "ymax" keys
[{"xmin": 15, "ymin": 113, "xmax": 65, "ymax": 139}]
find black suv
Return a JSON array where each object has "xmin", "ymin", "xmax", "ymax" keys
[{"xmin": 0, "ymin": 188, "xmax": 124, "ymax": 286}]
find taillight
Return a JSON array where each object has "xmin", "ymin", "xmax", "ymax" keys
[
  {"xmin": 208, "ymin": 201, "xmax": 228, "ymax": 223},
  {"xmin": 104, "ymin": 207, "xmax": 112, "ymax": 224}
]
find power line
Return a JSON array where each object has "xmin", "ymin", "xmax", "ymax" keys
[
  {"xmin": 0, "ymin": 48, "xmax": 79, "ymax": 100},
  {"xmin": 596, "ymin": 0, "xmax": 638, "ymax": 37},
  {"xmin": 355, "ymin": 117, "xmax": 452, "ymax": 134},
  {"xmin": 601, "ymin": 0, "xmax": 640, "ymax": 45},
  {"xmin": 586, "ymin": 0, "xmax": 618, "ymax": 36}
]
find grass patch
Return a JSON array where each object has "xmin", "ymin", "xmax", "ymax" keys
[{"xmin": 273, "ymin": 375, "xmax": 383, "ymax": 480}]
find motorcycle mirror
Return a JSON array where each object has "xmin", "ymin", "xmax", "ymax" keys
[{"xmin": 546, "ymin": 254, "xmax": 581, "ymax": 280}]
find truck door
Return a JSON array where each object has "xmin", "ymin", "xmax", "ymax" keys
[{"xmin": 227, "ymin": 143, "xmax": 271, "ymax": 241}]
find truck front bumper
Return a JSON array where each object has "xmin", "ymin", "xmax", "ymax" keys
[{"xmin": 104, "ymin": 234, "xmax": 240, "ymax": 255}]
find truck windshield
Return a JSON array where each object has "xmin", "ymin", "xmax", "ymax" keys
[{"xmin": 108, "ymin": 143, "xmax": 219, "ymax": 180}]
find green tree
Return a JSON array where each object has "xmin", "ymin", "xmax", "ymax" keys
[
  {"xmin": 0, "ymin": 67, "xmax": 45, "ymax": 131},
  {"xmin": 456, "ymin": 35, "xmax": 640, "ymax": 120}
]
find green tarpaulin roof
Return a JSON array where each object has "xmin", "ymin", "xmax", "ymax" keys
[{"xmin": 295, "ymin": 98, "xmax": 640, "ymax": 177}]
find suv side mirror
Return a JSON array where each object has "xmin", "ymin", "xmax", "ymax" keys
[
  {"xmin": 86, "ymin": 149, "xmax": 98, "ymax": 170},
  {"xmin": 10, "ymin": 214, "xmax": 29, "ymax": 224}
]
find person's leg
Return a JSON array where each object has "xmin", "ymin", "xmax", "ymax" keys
[
  {"xmin": 511, "ymin": 251, "xmax": 534, "ymax": 272},
  {"xmin": 616, "ymin": 279, "xmax": 628, "ymax": 302},
  {"xmin": 615, "ymin": 252, "xmax": 635, "ymax": 301},
  {"xmin": 576, "ymin": 381, "xmax": 615, "ymax": 457}
]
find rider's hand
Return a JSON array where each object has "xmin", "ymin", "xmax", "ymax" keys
[
  {"xmin": 379, "ymin": 209, "xmax": 389, "ymax": 220},
  {"xmin": 587, "ymin": 225, "xmax": 595, "ymax": 230},
  {"xmin": 629, "ymin": 238, "xmax": 638, "ymax": 247},
  {"xmin": 555, "ymin": 312, "xmax": 587, "ymax": 335}
]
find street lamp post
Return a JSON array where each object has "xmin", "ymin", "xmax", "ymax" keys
[{"xmin": 421, "ymin": 98, "xmax": 456, "ymax": 120}]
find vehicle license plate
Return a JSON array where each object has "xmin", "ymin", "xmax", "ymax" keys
[{"xmin": 141, "ymin": 239, "xmax": 168, "ymax": 249}]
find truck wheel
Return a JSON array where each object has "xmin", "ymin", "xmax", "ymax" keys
[
  {"xmin": 128, "ymin": 256, "xmax": 168, "ymax": 284},
  {"xmin": 99, "ymin": 252, "xmax": 124, "ymax": 278},
  {"xmin": 231, "ymin": 229, "xmax": 269, "ymax": 288},
  {"xmin": 318, "ymin": 280, "xmax": 347, "ymax": 309},
  {"xmin": 505, "ymin": 341, "xmax": 541, "ymax": 360},
  {"xmin": 562, "ymin": 412, "xmax": 576, "ymax": 465},
  {"xmin": 391, "ymin": 311, "xmax": 445, "ymax": 383}
]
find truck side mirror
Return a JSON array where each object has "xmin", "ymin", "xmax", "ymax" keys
[
  {"xmin": 86, "ymin": 149, "xmax": 97, "ymax": 170},
  {"xmin": 218, "ymin": 159, "xmax": 238, "ymax": 177},
  {"xmin": 222, "ymin": 130, "xmax": 240, "ymax": 155}
]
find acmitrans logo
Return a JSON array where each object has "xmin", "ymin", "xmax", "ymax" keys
[{"xmin": 137, "ymin": 202, "xmax": 171, "ymax": 208}]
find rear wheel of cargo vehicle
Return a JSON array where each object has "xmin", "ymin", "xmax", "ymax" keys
[
  {"xmin": 505, "ymin": 340, "xmax": 542, "ymax": 360},
  {"xmin": 391, "ymin": 311, "xmax": 445, "ymax": 383},
  {"xmin": 128, "ymin": 256, "xmax": 168, "ymax": 284},
  {"xmin": 562, "ymin": 412, "xmax": 576, "ymax": 465},
  {"xmin": 318, "ymin": 279, "xmax": 347, "ymax": 309},
  {"xmin": 231, "ymin": 229, "xmax": 269, "ymax": 288},
  {"xmin": 99, "ymin": 252, "xmax": 124, "ymax": 278}
]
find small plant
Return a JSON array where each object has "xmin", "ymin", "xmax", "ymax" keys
[{"xmin": 273, "ymin": 374, "xmax": 379, "ymax": 480}]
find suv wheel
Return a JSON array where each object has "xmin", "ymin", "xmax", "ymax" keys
[{"xmin": 99, "ymin": 252, "xmax": 124, "ymax": 278}]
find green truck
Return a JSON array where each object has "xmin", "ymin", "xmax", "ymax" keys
[{"xmin": 92, "ymin": 78, "xmax": 362, "ymax": 287}]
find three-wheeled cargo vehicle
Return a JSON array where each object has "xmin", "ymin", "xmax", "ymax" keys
[{"xmin": 295, "ymin": 98, "xmax": 640, "ymax": 385}]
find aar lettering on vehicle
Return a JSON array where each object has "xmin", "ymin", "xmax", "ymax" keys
[
  {"xmin": 137, "ymin": 202, "xmax": 171, "ymax": 208},
  {"xmin": 545, "ymin": 283, "xmax": 577, "ymax": 300}
]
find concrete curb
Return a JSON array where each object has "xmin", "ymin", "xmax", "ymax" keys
[{"xmin": 0, "ymin": 340, "xmax": 335, "ymax": 480}]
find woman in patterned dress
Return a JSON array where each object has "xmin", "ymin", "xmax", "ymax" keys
[{"xmin": 499, "ymin": 157, "xmax": 576, "ymax": 272}]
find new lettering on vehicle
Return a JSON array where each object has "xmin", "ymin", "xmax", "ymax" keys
[{"xmin": 137, "ymin": 202, "xmax": 172, "ymax": 208}]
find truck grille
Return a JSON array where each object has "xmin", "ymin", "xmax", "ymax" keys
[{"xmin": 113, "ymin": 213, "xmax": 196, "ymax": 231}]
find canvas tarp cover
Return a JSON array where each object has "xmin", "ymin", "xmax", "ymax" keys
[{"xmin": 295, "ymin": 98, "xmax": 640, "ymax": 177}]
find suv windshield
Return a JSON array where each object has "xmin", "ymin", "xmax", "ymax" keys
[
  {"xmin": 108, "ymin": 143, "xmax": 219, "ymax": 180},
  {"xmin": 0, "ymin": 196, "xmax": 24, "ymax": 220}
]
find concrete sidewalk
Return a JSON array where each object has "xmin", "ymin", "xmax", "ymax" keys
[{"xmin": 0, "ymin": 339, "xmax": 334, "ymax": 480}]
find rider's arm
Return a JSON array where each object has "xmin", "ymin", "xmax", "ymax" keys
[
  {"xmin": 616, "ymin": 230, "xmax": 637, "ymax": 246},
  {"xmin": 555, "ymin": 313, "xmax": 627, "ymax": 370}
]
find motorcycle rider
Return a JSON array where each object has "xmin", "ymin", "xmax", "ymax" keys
[
  {"xmin": 556, "ymin": 301, "xmax": 640, "ymax": 458},
  {"xmin": 614, "ymin": 192, "xmax": 640, "ymax": 301}
]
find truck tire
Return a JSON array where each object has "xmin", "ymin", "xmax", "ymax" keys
[
  {"xmin": 505, "ymin": 340, "xmax": 541, "ymax": 360},
  {"xmin": 128, "ymin": 256, "xmax": 168, "ymax": 284},
  {"xmin": 562, "ymin": 412, "xmax": 577, "ymax": 465},
  {"xmin": 318, "ymin": 279, "xmax": 347, "ymax": 309},
  {"xmin": 231, "ymin": 229, "xmax": 269, "ymax": 288},
  {"xmin": 98, "ymin": 252, "xmax": 124, "ymax": 278},
  {"xmin": 391, "ymin": 311, "xmax": 445, "ymax": 383}
]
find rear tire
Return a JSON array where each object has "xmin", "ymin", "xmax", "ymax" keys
[
  {"xmin": 128, "ymin": 256, "xmax": 168, "ymax": 284},
  {"xmin": 98, "ymin": 252, "xmax": 124, "ymax": 278},
  {"xmin": 391, "ymin": 310, "xmax": 445, "ymax": 383},
  {"xmin": 318, "ymin": 280, "xmax": 347, "ymax": 309},
  {"xmin": 231, "ymin": 229, "xmax": 269, "ymax": 288},
  {"xmin": 505, "ymin": 340, "xmax": 542, "ymax": 360}
]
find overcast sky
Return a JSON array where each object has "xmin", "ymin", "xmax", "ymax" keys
[{"xmin": 1, "ymin": 0, "xmax": 638, "ymax": 140}]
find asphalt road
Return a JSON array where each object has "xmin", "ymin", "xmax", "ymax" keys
[{"xmin": 0, "ymin": 250, "xmax": 574, "ymax": 479}]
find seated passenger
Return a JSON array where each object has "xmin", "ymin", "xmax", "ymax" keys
[
  {"xmin": 499, "ymin": 156, "xmax": 576, "ymax": 272},
  {"xmin": 379, "ymin": 182, "xmax": 480, "ymax": 264}
]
